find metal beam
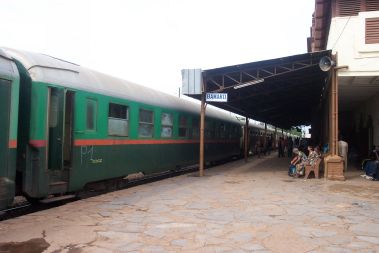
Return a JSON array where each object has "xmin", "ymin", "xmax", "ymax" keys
[{"xmin": 205, "ymin": 59, "xmax": 319, "ymax": 92}]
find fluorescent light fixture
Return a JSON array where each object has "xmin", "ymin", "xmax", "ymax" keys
[{"xmin": 233, "ymin": 78, "xmax": 264, "ymax": 89}]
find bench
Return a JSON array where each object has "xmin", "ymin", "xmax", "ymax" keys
[{"xmin": 304, "ymin": 158, "xmax": 322, "ymax": 179}]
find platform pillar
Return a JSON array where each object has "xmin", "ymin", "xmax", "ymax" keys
[
  {"xmin": 325, "ymin": 54, "xmax": 345, "ymax": 181},
  {"xmin": 199, "ymin": 92, "xmax": 205, "ymax": 177},
  {"xmin": 244, "ymin": 117, "xmax": 249, "ymax": 162}
]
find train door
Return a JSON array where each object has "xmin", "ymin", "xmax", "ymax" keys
[
  {"xmin": 63, "ymin": 91, "xmax": 74, "ymax": 169},
  {"xmin": 47, "ymin": 87, "xmax": 74, "ymax": 188},
  {"xmin": 0, "ymin": 79, "xmax": 11, "ymax": 175},
  {"xmin": 47, "ymin": 87, "xmax": 64, "ymax": 171}
]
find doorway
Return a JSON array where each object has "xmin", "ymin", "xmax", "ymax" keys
[{"xmin": 47, "ymin": 88, "xmax": 74, "ymax": 172}]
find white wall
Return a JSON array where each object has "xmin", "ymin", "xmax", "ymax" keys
[{"xmin": 327, "ymin": 11, "xmax": 379, "ymax": 77}]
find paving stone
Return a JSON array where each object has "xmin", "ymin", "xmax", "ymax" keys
[
  {"xmin": 357, "ymin": 236, "xmax": 379, "ymax": 244},
  {"xmin": 116, "ymin": 242, "xmax": 144, "ymax": 252},
  {"xmin": 239, "ymin": 243, "xmax": 266, "ymax": 251},
  {"xmin": 1, "ymin": 156, "xmax": 378, "ymax": 252},
  {"xmin": 347, "ymin": 241, "xmax": 372, "ymax": 249},
  {"xmin": 143, "ymin": 227, "xmax": 165, "ymax": 239},
  {"xmin": 350, "ymin": 223, "xmax": 379, "ymax": 237},
  {"xmin": 98, "ymin": 211, "xmax": 112, "ymax": 218},
  {"xmin": 227, "ymin": 232, "xmax": 253, "ymax": 242},
  {"xmin": 171, "ymin": 239, "xmax": 188, "ymax": 247},
  {"xmin": 311, "ymin": 230, "xmax": 338, "ymax": 237},
  {"xmin": 185, "ymin": 201, "xmax": 211, "ymax": 210},
  {"xmin": 140, "ymin": 245, "xmax": 168, "ymax": 253},
  {"xmin": 323, "ymin": 246, "xmax": 353, "ymax": 253}
]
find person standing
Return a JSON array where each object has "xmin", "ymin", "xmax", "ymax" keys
[
  {"xmin": 278, "ymin": 137, "xmax": 284, "ymax": 158},
  {"xmin": 338, "ymin": 138, "xmax": 348, "ymax": 171}
]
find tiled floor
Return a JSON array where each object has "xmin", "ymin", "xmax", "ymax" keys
[{"xmin": 1, "ymin": 155, "xmax": 379, "ymax": 253}]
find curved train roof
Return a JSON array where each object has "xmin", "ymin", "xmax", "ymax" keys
[
  {"xmin": 0, "ymin": 48, "xmax": 19, "ymax": 79},
  {"xmin": 1, "ymin": 47, "xmax": 297, "ymax": 134},
  {"xmin": 3, "ymin": 48, "xmax": 243, "ymax": 124}
]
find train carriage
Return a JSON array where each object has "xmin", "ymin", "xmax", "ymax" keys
[
  {"xmin": 1, "ymin": 48, "xmax": 243, "ymax": 205},
  {"xmin": 0, "ymin": 49, "xmax": 20, "ymax": 209}
]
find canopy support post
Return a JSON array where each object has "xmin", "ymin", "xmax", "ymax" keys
[
  {"xmin": 244, "ymin": 117, "xmax": 249, "ymax": 162},
  {"xmin": 324, "ymin": 54, "xmax": 345, "ymax": 181},
  {"xmin": 199, "ymin": 79, "xmax": 206, "ymax": 177}
]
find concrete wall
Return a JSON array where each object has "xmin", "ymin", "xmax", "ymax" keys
[
  {"xmin": 325, "ymin": 11, "xmax": 379, "ymax": 157},
  {"xmin": 327, "ymin": 11, "xmax": 379, "ymax": 76},
  {"xmin": 353, "ymin": 91, "xmax": 379, "ymax": 147}
]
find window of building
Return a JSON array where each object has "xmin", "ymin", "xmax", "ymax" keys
[
  {"xmin": 366, "ymin": 17, "xmax": 379, "ymax": 44},
  {"xmin": 161, "ymin": 112, "xmax": 173, "ymax": 138},
  {"xmin": 179, "ymin": 115, "xmax": 188, "ymax": 137},
  {"xmin": 108, "ymin": 103, "xmax": 128, "ymax": 136},
  {"xmin": 336, "ymin": 0, "xmax": 361, "ymax": 17},
  {"xmin": 366, "ymin": 0, "xmax": 379, "ymax": 11},
  {"xmin": 86, "ymin": 99, "xmax": 97, "ymax": 131},
  {"xmin": 139, "ymin": 109, "xmax": 154, "ymax": 138}
]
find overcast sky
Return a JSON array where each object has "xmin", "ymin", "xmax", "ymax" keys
[{"xmin": 1, "ymin": 0, "xmax": 314, "ymax": 96}]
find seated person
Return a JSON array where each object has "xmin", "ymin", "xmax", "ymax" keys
[
  {"xmin": 314, "ymin": 146, "xmax": 321, "ymax": 157},
  {"xmin": 306, "ymin": 146, "xmax": 321, "ymax": 166},
  {"xmin": 362, "ymin": 147, "xmax": 379, "ymax": 180},
  {"xmin": 289, "ymin": 148, "xmax": 307, "ymax": 177}
]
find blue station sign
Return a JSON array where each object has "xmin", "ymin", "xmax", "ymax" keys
[{"xmin": 206, "ymin": 93, "xmax": 228, "ymax": 102}]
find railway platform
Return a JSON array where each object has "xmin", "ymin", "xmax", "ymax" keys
[{"xmin": 1, "ymin": 155, "xmax": 379, "ymax": 253}]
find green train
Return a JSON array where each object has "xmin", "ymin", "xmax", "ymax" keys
[
  {"xmin": 0, "ymin": 48, "xmax": 251, "ymax": 210},
  {"xmin": 0, "ymin": 49, "xmax": 20, "ymax": 210},
  {"xmin": 0, "ymin": 48, "xmax": 293, "ymax": 210}
]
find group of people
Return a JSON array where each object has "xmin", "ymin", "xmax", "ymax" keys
[
  {"xmin": 288, "ymin": 145, "xmax": 321, "ymax": 177},
  {"xmin": 253, "ymin": 137, "xmax": 273, "ymax": 158},
  {"xmin": 277, "ymin": 137, "xmax": 303, "ymax": 158}
]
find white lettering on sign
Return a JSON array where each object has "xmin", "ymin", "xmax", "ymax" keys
[{"xmin": 205, "ymin": 93, "xmax": 228, "ymax": 102}]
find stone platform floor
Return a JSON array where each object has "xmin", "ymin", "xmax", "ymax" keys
[{"xmin": 1, "ymin": 155, "xmax": 379, "ymax": 253}]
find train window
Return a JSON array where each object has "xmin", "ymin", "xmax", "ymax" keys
[
  {"xmin": 205, "ymin": 121, "xmax": 212, "ymax": 138},
  {"xmin": 214, "ymin": 122, "xmax": 220, "ymax": 138},
  {"xmin": 139, "ymin": 109, "xmax": 154, "ymax": 138},
  {"xmin": 161, "ymin": 112, "xmax": 173, "ymax": 138},
  {"xmin": 86, "ymin": 99, "xmax": 97, "ymax": 131},
  {"xmin": 179, "ymin": 115, "xmax": 188, "ymax": 137},
  {"xmin": 108, "ymin": 103, "xmax": 128, "ymax": 136},
  {"xmin": 192, "ymin": 118, "xmax": 199, "ymax": 139},
  {"xmin": 49, "ymin": 91, "xmax": 59, "ymax": 128},
  {"xmin": 220, "ymin": 123, "xmax": 226, "ymax": 138}
]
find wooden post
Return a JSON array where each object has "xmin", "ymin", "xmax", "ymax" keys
[
  {"xmin": 334, "ymin": 62, "xmax": 339, "ymax": 156},
  {"xmin": 324, "ymin": 54, "xmax": 345, "ymax": 180},
  {"xmin": 331, "ymin": 65, "xmax": 336, "ymax": 156},
  {"xmin": 199, "ymin": 92, "xmax": 205, "ymax": 177},
  {"xmin": 264, "ymin": 123, "xmax": 267, "ymax": 151},
  {"xmin": 244, "ymin": 117, "xmax": 249, "ymax": 162}
]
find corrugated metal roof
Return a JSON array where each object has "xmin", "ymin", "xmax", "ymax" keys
[{"xmin": 188, "ymin": 50, "xmax": 332, "ymax": 129}]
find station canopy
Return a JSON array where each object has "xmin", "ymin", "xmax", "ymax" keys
[{"xmin": 187, "ymin": 50, "xmax": 332, "ymax": 129}]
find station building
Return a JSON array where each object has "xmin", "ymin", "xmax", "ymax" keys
[{"xmin": 309, "ymin": 0, "xmax": 379, "ymax": 160}]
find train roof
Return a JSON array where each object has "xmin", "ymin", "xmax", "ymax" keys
[
  {"xmin": 0, "ymin": 48, "xmax": 19, "ymax": 80},
  {"xmin": 2, "ymin": 47, "xmax": 243, "ymax": 124}
]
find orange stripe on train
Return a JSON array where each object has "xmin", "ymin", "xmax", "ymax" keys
[
  {"xmin": 8, "ymin": 140, "xmax": 17, "ymax": 148},
  {"xmin": 29, "ymin": 140, "xmax": 47, "ymax": 147},
  {"xmin": 25, "ymin": 139, "xmax": 239, "ymax": 147},
  {"xmin": 73, "ymin": 139, "xmax": 239, "ymax": 146}
]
